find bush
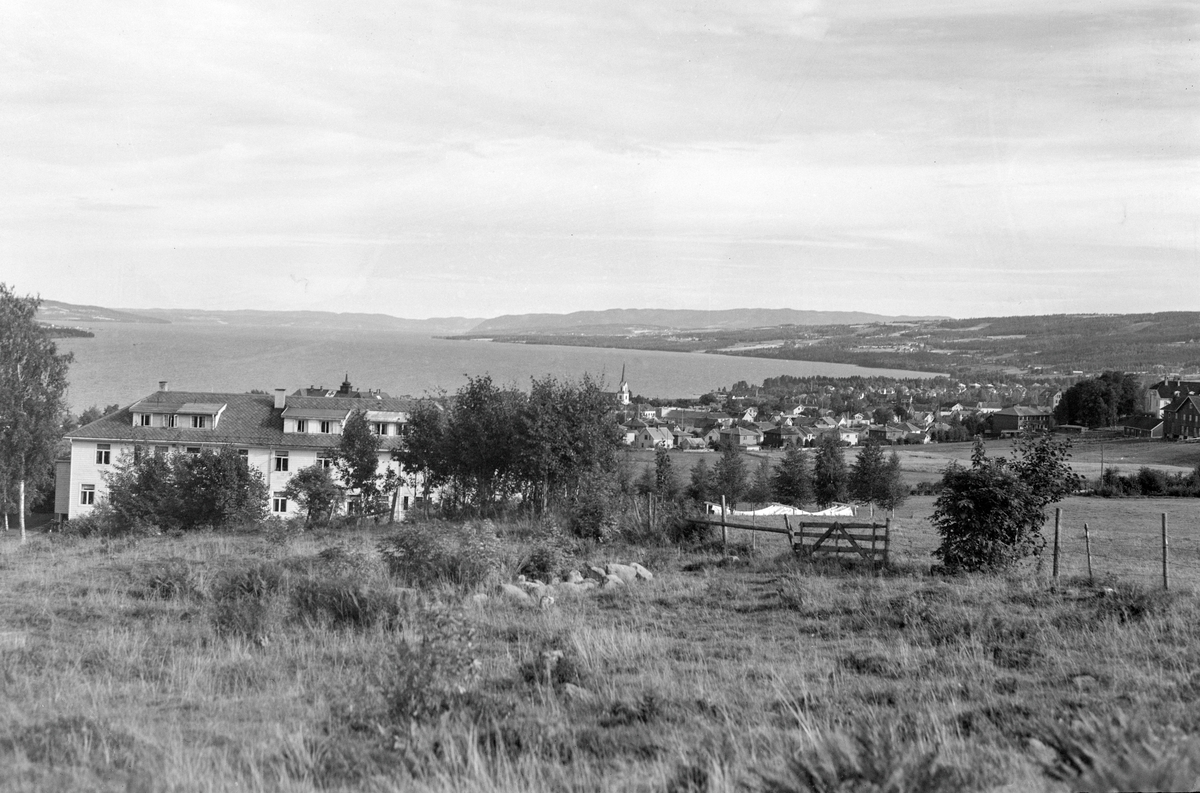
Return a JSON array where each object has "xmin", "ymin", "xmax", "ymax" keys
[
  {"xmin": 1093, "ymin": 582, "xmax": 1177, "ymax": 624},
  {"xmin": 520, "ymin": 542, "xmax": 568, "ymax": 583},
  {"xmin": 61, "ymin": 506, "xmax": 155, "ymax": 539},
  {"xmin": 383, "ymin": 607, "xmax": 481, "ymax": 725},
  {"xmin": 140, "ymin": 558, "xmax": 202, "ymax": 600},
  {"xmin": 933, "ymin": 436, "xmax": 1077, "ymax": 573},
  {"xmin": 290, "ymin": 577, "xmax": 401, "ymax": 629},
  {"xmin": 378, "ymin": 521, "xmax": 502, "ymax": 588},
  {"xmin": 759, "ymin": 720, "xmax": 964, "ymax": 793},
  {"xmin": 210, "ymin": 562, "xmax": 285, "ymax": 640}
]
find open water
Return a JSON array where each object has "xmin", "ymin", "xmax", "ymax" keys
[{"xmin": 56, "ymin": 323, "xmax": 941, "ymax": 411}]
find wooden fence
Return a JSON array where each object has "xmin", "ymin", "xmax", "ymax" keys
[{"xmin": 686, "ymin": 502, "xmax": 890, "ymax": 567}]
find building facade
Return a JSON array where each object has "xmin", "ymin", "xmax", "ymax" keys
[{"xmin": 57, "ymin": 384, "xmax": 424, "ymax": 522}]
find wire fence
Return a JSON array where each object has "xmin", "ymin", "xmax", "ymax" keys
[{"xmin": 715, "ymin": 497, "xmax": 1200, "ymax": 591}]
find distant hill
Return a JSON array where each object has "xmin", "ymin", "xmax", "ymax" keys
[
  {"xmin": 38, "ymin": 300, "xmax": 168, "ymax": 325},
  {"xmin": 129, "ymin": 308, "xmax": 483, "ymax": 335},
  {"xmin": 36, "ymin": 301, "xmax": 482, "ymax": 335},
  {"xmin": 468, "ymin": 308, "xmax": 943, "ymax": 335}
]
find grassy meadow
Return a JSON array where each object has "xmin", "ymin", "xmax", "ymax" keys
[{"xmin": 2, "ymin": 488, "xmax": 1200, "ymax": 792}]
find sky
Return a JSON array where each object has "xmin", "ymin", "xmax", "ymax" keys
[{"xmin": 1, "ymin": 1, "xmax": 1197, "ymax": 319}]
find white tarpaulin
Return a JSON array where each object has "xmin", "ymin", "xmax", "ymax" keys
[{"xmin": 704, "ymin": 502, "xmax": 856, "ymax": 517}]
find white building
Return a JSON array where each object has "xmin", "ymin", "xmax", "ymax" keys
[{"xmin": 57, "ymin": 382, "xmax": 424, "ymax": 521}]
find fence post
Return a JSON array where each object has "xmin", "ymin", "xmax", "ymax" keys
[
  {"xmin": 1162, "ymin": 512, "xmax": 1169, "ymax": 591},
  {"xmin": 721, "ymin": 496, "xmax": 728, "ymax": 556},
  {"xmin": 883, "ymin": 517, "xmax": 891, "ymax": 567},
  {"xmin": 785, "ymin": 515, "xmax": 795, "ymax": 555},
  {"xmin": 1083, "ymin": 522, "xmax": 1093, "ymax": 585},
  {"xmin": 1052, "ymin": 508, "xmax": 1061, "ymax": 584}
]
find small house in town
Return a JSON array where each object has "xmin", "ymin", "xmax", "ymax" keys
[
  {"xmin": 634, "ymin": 427, "xmax": 674, "ymax": 449},
  {"xmin": 1121, "ymin": 415, "xmax": 1164, "ymax": 439},
  {"xmin": 991, "ymin": 406, "xmax": 1052, "ymax": 437},
  {"xmin": 1163, "ymin": 395, "xmax": 1200, "ymax": 440}
]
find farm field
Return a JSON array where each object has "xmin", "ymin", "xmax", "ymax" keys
[{"xmin": 1, "ymin": 505, "xmax": 1198, "ymax": 792}]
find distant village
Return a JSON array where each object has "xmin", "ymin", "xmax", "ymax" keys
[{"xmin": 611, "ymin": 372, "xmax": 1200, "ymax": 451}]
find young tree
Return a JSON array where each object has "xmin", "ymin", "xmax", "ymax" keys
[
  {"xmin": 443, "ymin": 375, "xmax": 523, "ymax": 513},
  {"xmin": 336, "ymin": 409, "xmax": 381, "ymax": 512},
  {"xmin": 282, "ymin": 464, "xmax": 341, "ymax": 525},
  {"xmin": 876, "ymin": 450, "xmax": 908, "ymax": 516},
  {"xmin": 0, "ymin": 284, "xmax": 72, "ymax": 541},
  {"xmin": 687, "ymin": 458, "xmax": 713, "ymax": 504},
  {"xmin": 653, "ymin": 446, "xmax": 679, "ymax": 502},
  {"xmin": 747, "ymin": 457, "xmax": 774, "ymax": 504},
  {"xmin": 772, "ymin": 447, "xmax": 812, "ymax": 507},
  {"xmin": 849, "ymin": 441, "xmax": 886, "ymax": 507},
  {"xmin": 395, "ymin": 396, "xmax": 447, "ymax": 517},
  {"xmin": 711, "ymin": 442, "xmax": 748, "ymax": 506},
  {"xmin": 812, "ymin": 434, "xmax": 848, "ymax": 508}
]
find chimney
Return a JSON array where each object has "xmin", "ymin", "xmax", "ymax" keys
[
  {"xmin": 274, "ymin": 388, "xmax": 287, "ymax": 410},
  {"xmin": 159, "ymin": 380, "xmax": 169, "ymax": 392}
]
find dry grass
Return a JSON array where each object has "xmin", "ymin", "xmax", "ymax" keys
[{"xmin": 0, "ymin": 515, "xmax": 1198, "ymax": 792}]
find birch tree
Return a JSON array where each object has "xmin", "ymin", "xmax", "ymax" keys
[{"xmin": 0, "ymin": 284, "xmax": 72, "ymax": 541}]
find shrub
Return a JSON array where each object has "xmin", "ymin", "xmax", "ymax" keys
[
  {"xmin": 520, "ymin": 542, "xmax": 568, "ymax": 582},
  {"xmin": 140, "ymin": 558, "xmax": 202, "ymax": 600},
  {"xmin": 290, "ymin": 577, "xmax": 401, "ymax": 629},
  {"xmin": 61, "ymin": 505, "xmax": 155, "ymax": 539},
  {"xmin": 210, "ymin": 562, "xmax": 285, "ymax": 640},
  {"xmin": 378, "ymin": 521, "xmax": 502, "ymax": 588},
  {"xmin": 1093, "ymin": 582, "xmax": 1176, "ymax": 624},
  {"xmin": 383, "ymin": 607, "xmax": 481, "ymax": 725},
  {"xmin": 759, "ymin": 721, "xmax": 964, "ymax": 793},
  {"xmin": 932, "ymin": 436, "xmax": 1077, "ymax": 573}
]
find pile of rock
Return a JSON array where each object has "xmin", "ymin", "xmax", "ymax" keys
[{"xmin": 493, "ymin": 562, "xmax": 654, "ymax": 607}]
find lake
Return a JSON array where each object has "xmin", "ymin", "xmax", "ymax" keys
[{"xmin": 56, "ymin": 323, "xmax": 941, "ymax": 411}]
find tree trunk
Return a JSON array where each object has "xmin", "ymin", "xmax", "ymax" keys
[{"xmin": 18, "ymin": 478, "xmax": 26, "ymax": 543}]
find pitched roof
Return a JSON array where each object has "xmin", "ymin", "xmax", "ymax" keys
[
  {"xmin": 996, "ymin": 406, "xmax": 1050, "ymax": 416},
  {"xmin": 67, "ymin": 390, "xmax": 411, "ymax": 451},
  {"xmin": 1121, "ymin": 415, "xmax": 1164, "ymax": 431}
]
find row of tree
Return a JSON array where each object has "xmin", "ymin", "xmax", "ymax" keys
[
  {"xmin": 395, "ymin": 374, "xmax": 623, "ymax": 517},
  {"xmin": 638, "ymin": 435, "xmax": 907, "ymax": 515}
]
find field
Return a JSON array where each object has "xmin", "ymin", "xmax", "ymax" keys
[{"xmin": 2, "ymin": 495, "xmax": 1199, "ymax": 792}]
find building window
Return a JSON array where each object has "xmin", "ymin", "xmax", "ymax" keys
[
  {"xmin": 316, "ymin": 454, "xmax": 333, "ymax": 469},
  {"xmin": 191, "ymin": 415, "xmax": 206, "ymax": 429},
  {"xmin": 320, "ymin": 420, "xmax": 332, "ymax": 434},
  {"xmin": 274, "ymin": 451, "xmax": 289, "ymax": 472},
  {"xmin": 168, "ymin": 414, "xmax": 177, "ymax": 428},
  {"xmin": 95, "ymin": 444, "xmax": 111, "ymax": 465},
  {"xmin": 80, "ymin": 484, "xmax": 95, "ymax": 505},
  {"xmin": 238, "ymin": 448, "xmax": 249, "ymax": 458},
  {"xmin": 272, "ymin": 496, "xmax": 288, "ymax": 513},
  {"xmin": 296, "ymin": 419, "xmax": 307, "ymax": 433},
  {"xmin": 374, "ymin": 423, "xmax": 388, "ymax": 435},
  {"xmin": 139, "ymin": 414, "xmax": 151, "ymax": 426},
  {"xmin": 185, "ymin": 446, "xmax": 201, "ymax": 455},
  {"xmin": 154, "ymin": 445, "xmax": 169, "ymax": 456},
  {"xmin": 402, "ymin": 496, "xmax": 409, "ymax": 511}
]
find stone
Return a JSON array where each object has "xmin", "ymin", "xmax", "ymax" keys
[
  {"xmin": 631, "ymin": 562, "xmax": 654, "ymax": 581},
  {"xmin": 500, "ymin": 583, "xmax": 532, "ymax": 604},
  {"xmin": 468, "ymin": 593, "xmax": 490, "ymax": 605},
  {"xmin": 606, "ymin": 563, "xmax": 638, "ymax": 583},
  {"xmin": 585, "ymin": 566, "xmax": 608, "ymax": 583},
  {"xmin": 1070, "ymin": 674, "xmax": 1099, "ymax": 692},
  {"xmin": 602, "ymin": 574, "xmax": 625, "ymax": 589},
  {"xmin": 539, "ymin": 595, "xmax": 556, "ymax": 610},
  {"xmin": 566, "ymin": 570, "xmax": 584, "ymax": 584},
  {"xmin": 560, "ymin": 683, "xmax": 597, "ymax": 704},
  {"xmin": 0, "ymin": 632, "xmax": 28, "ymax": 651}
]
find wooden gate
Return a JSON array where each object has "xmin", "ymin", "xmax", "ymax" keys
[{"xmin": 785, "ymin": 517, "xmax": 889, "ymax": 566}]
